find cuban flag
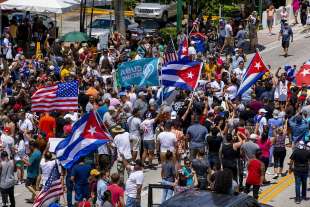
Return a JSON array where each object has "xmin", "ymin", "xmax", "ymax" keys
[
  {"xmin": 237, "ymin": 52, "xmax": 268, "ymax": 96},
  {"xmin": 161, "ymin": 59, "xmax": 202, "ymax": 91},
  {"xmin": 190, "ymin": 32, "xmax": 207, "ymax": 53},
  {"xmin": 156, "ymin": 86, "xmax": 178, "ymax": 105},
  {"xmin": 55, "ymin": 111, "xmax": 112, "ymax": 169},
  {"xmin": 177, "ymin": 37, "xmax": 189, "ymax": 59}
]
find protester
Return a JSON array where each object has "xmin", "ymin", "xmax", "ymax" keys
[
  {"xmin": 278, "ymin": 23, "xmax": 293, "ymax": 58},
  {"xmin": 161, "ymin": 150, "xmax": 176, "ymax": 202},
  {"xmin": 0, "ymin": 151, "xmax": 15, "ymax": 207},
  {"xmin": 288, "ymin": 141, "xmax": 310, "ymax": 204},
  {"xmin": 244, "ymin": 149, "xmax": 265, "ymax": 200}
]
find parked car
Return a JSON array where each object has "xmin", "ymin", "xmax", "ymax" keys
[
  {"xmin": 128, "ymin": 19, "xmax": 161, "ymax": 40},
  {"xmin": 134, "ymin": 0, "xmax": 177, "ymax": 23},
  {"xmin": 147, "ymin": 184, "xmax": 274, "ymax": 207},
  {"xmin": 8, "ymin": 12, "xmax": 55, "ymax": 28},
  {"xmin": 87, "ymin": 16, "xmax": 139, "ymax": 38}
]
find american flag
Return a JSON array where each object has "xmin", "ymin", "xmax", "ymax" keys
[
  {"xmin": 31, "ymin": 81, "xmax": 79, "ymax": 112},
  {"xmin": 33, "ymin": 163, "xmax": 63, "ymax": 207},
  {"xmin": 163, "ymin": 38, "xmax": 178, "ymax": 65},
  {"xmin": 193, "ymin": 18, "xmax": 199, "ymax": 26}
]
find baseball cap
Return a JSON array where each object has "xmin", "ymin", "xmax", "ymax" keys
[
  {"xmin": 108, "ymin": 106, "xmax": 116, "ymax": 111},
  {"xmin": 272, "ymin": 109, "xmax": 279, "ymax": 118},
  {"xmin": 259, "ymin": 108, "xmax": 267, "ymax": 113},
  {"xmin": 90, "ymin": 169, "xmax": 100, "ymax": 176},
  {"xmin": 171, "ymin": 111, "xmax": 177, "ymax": 120}
]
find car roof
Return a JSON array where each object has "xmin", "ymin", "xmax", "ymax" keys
[
  {"xmin": 161, "ymin": 190, "xmax": 263, "ymax": 207},
  {"xmin": 95, "ymin": 16, "xmax": 131, "ymax": 21}
]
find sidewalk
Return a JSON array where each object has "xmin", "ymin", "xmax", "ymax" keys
[{"xmin": 258, "ymin": 23, "xmax": 307, "ymax": 46}]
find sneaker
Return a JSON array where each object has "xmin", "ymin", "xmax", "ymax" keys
[
  {"xmin": 295, "ymin": 198, "xmax": 301, "ymax": 204},
  {"xmin": 16, "ymin": 181, "xmax": 22, "ymax": 185},
  {"xmin": 266, "ymin": 170, "xmax": 274, "ymax": 175},
  {"xmin": 302, "ymin": 197, "xmax": 309, "ymax": 201}
]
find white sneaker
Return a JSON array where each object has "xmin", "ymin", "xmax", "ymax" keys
[{"xmin": 266, "ymin": 170, "xmax": 274, "ymax": 175}]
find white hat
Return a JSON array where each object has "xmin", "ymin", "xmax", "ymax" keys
[
  {"xmin": 138, "ymin": 91, "xmax": 146, "ymax": 97},
  {"xmin": 171, "ymin": 111, "xmax": 177, "ymax": 120},
  {"xmin": 273, "ymin": 110, "xmax": 279, "ymax": 118},
  {"xmin": 188, "ymin": 47, "xmax": 196, "ymax": 55},
  {"xmin": 108, "ymin": 106, "xmax": 116, "ymax": 111},
  {"xmin": 149, "ymin": 98, "xmax": 156, "ymax": 106},
  {"xmin": 307, "ymin": 142, "xmax": 310, "ymax": 147},
  {"xmin": 249, "ymin": 134, "xmax": 257, "ymax": 140},
  {"xmin": 259, "ymin": 108, "xmax": 267, "ymax": 113}
]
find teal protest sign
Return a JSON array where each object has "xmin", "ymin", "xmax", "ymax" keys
[{"xmin": 116, "ymin": 58, "xmax": 159, "ymax": 87}]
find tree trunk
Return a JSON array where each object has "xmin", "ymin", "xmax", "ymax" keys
[{"xmin": 114, "ymin": 0, "xmax": 126, "ymax": 36}]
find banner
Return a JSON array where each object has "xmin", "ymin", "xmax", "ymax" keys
[{"xmin": 116, "ymin": 58, "xmax": 159, "ymax": 87}]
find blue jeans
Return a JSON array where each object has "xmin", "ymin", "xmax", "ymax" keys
[
  {"xmin": 126, "ymin": 196, "xmax": 141, "ymax": 207},
  {"xmin": 161, "ymin": 179, "xmax": 174, "ymax": 203},
  {"xmin": 294, "ymin": 172, "xmax": 308, "ymax": 199},
  {"xmin": 65, "ymin": 176, "xmax": 73, "ymax": 207},
  {"xmin": 75, "ymin": 183, "xmax": 90, "ymax": 202}
]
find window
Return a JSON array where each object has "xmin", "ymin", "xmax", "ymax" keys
[{"xmin": 91, "ymin": 19, "xmax": 112, "ymax": 29}]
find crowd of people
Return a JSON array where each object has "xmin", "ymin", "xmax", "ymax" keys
[{"xmin": 0, "ymin": 3, "xmax": 310, "ymax": 207}]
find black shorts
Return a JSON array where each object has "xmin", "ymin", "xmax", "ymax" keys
[
  {"xmin": 26, "ymin": 177, "xmax": 37, "ymax": 187},
  {"xmin": 143, "ymin": 140, "xmax": 155, "ymax": 151},
  {"xmin": 282, "ymin": 40, "xmax": 289, "ymax": 48}
]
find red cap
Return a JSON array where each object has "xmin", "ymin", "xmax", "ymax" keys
[
  {"xmin": 3, "ymin": 127, "xmax": 10, "ymax": 133},
  {"xmin": 215, "ymin": 74, "xmax": 222, "ymax": 80}
]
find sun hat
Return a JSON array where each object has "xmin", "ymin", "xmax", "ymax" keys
[{"xmin": 111, "ymin": 125, "xmax": 125, "ymax": 134}]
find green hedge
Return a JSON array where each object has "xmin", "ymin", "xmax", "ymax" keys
[{"xmin": 159, "ymin": 27, "xmax": 177, "ymax": 42}]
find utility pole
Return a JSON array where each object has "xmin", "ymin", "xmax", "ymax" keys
[
  {"xmin": 114, "ymin": 0, "xmax": 126, "ymax": 36},
  {"xmin": 177, "ymin": 0, "xmax": 183, "ymax": 33}
]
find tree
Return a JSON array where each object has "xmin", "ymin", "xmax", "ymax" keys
[{"xmin": 114, "ymin": 0, "xmax": 126, "ymax": 36}]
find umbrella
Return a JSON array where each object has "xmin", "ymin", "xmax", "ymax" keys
[{"xmin": 60, "ymin": 31, "xmax": 89, "ymax": 42}]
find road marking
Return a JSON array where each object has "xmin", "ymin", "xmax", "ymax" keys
[
  {"xmin": 259, "ymin": 174, "xmax": 295, "ymax": 204},
  {"xmin": 258, "ymin": 174, "xmax": 291, "ymax": 198}
]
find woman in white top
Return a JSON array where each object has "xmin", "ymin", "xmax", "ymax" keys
[{"xmin": 280, "ymin": 7, "xmax": 289, "ymax": 29}]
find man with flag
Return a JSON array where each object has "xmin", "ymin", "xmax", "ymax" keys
[{"xmin": 55, "ymin": 111, "xmax": 112, "ymax": 169}]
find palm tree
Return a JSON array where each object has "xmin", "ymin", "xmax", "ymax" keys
[{"xmin": 114, "ymin": 0, "xmax": 126, "ymax": 36}]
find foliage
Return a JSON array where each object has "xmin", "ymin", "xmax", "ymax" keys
[
  {"xmin": 159, "ymin": 27, "xmax": 177, "ymax": 42},
  {"xmin": 124, "ymin": 0, "xmax": 137, "ymax": 10}
]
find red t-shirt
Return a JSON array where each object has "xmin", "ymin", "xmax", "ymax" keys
[
  {"xmin": 246, "ymin": 159, "xmax": 263, "ymax": 185},
  {"xmin": 107, "ymin": 184, "xmax": 124, "ymax": 207}
]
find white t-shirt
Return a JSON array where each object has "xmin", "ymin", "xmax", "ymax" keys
[
  {"xmin": 225, "ymin": 85, "xmax": 238, "ymax": 100},
  {"xmin": 258, "ymin": 116, "xmax": 267, "ymax": 136},
  {"xmin": 140, "ymin": 119, "xmax": 155, "ymax": 141},
  {"xmin": 157, "ymin": 131, "xmax": 177, "ymax": 152},
  {"xmin": 233, "ymin": 67, "xmax": 245, "ymax": 81},
  {"xmin": 127, "ymin": 116, "xmax": 141, "ymax": 139},
  {"xmin": 274, "ymin": 80, "xmax": 288, "ymax": 100},
  {"xmin": 40, "ymin": 159, "xmax": 57, "ymax": 185},
  {"xmin": 113, "ymin": 132, "xmax": 132, "ymax": 160},
  {"xmin": 0, "ymin": 134, "xmax": 14, "ymax": 156},
  {"xmin": 210, "ymin": 80, "xmax": 225, "ymax": 98},
  {"xmin": 225, "ymin": 24, "xmax": 233, "ymax": 38},
  {"xmin": 18, "ymin": 118, "xmax": 33, "ymax": 132},
  {"xmin": 125, "ymin": 169, "xmax": 144, "ymax": 198}
]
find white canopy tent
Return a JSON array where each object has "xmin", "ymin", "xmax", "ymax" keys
[{"xmin": 0, "ymin": 0, "xmax": 76, "ymax": 14}]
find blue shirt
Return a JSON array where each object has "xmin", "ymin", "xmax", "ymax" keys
[
  {"xmin": 71, "ymin": 163, "xmax": 91, "ymax": 185},
  {"xmin": 187, "ymin": 123, "xmax": 208, "ymax": 149},
  {"xmin": 268, "ymin": 118, "xmax": 284, "ymax": 137},
  {"xmin": 27, "ymin": 149, "xmax": 42, "ymax": 178},
  {"xmin": 97, "ymin": 105, "xmax": 108, "ymax": 120}
]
